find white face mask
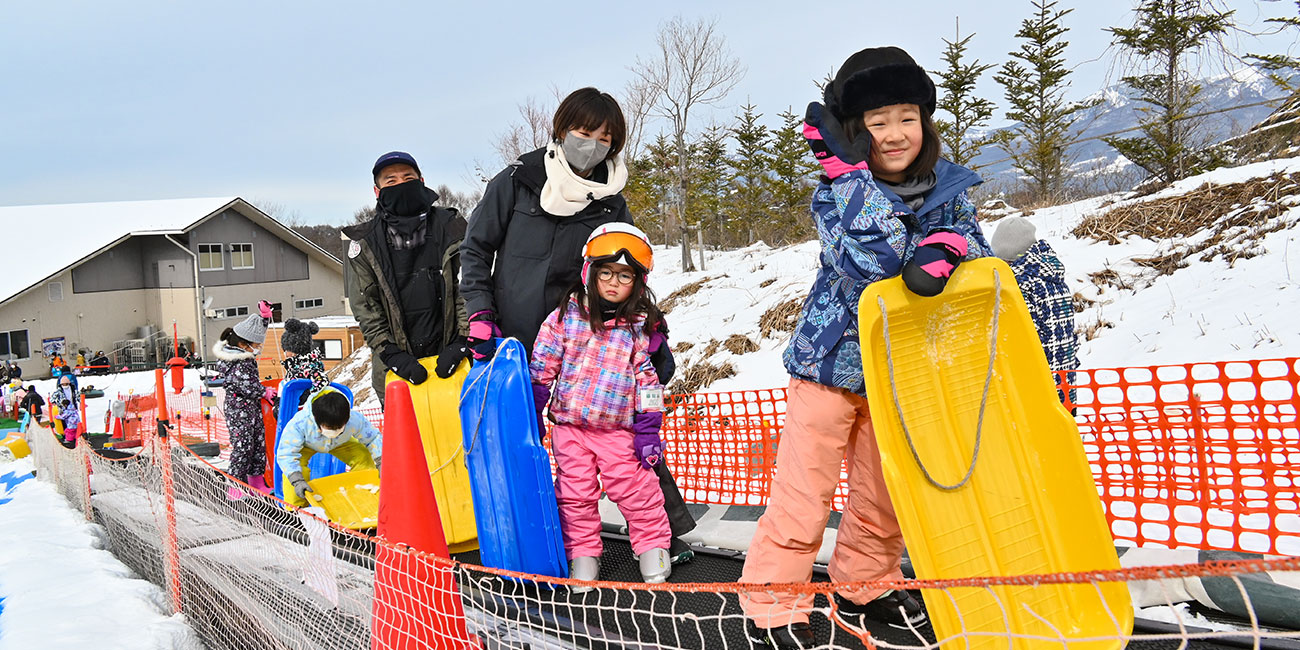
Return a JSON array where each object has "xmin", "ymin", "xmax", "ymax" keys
[{"xmin": 320, "ymin": 426, "xmax": 346, "ymax": 439}]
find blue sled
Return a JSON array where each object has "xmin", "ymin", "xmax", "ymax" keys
[
  {"xmin": 461, "ymin": 338, "xmax": 567, "ymax": 581},
  {"xmin": 19, "ymin": 411, "xmax": 30, "ymax": 433},
  {"xmin": 271, "ymin": 379, "xmax": 354, "ymax": 499}
]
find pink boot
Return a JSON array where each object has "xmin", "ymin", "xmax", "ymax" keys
[
  {"xmin": 226, "ymin": 485, "xmax": 247, "ymax": 501},
  {"xmin": 246, "ymin": 475, "xmax": 272, "ymax": 495}
]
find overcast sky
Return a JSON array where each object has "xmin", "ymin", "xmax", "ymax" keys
[{"xmin": 2, "ymin": 1, "xmax": 1295, "ymax": 224}]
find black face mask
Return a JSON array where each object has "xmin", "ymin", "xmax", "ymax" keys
[{"xmin": 376, "ymin": 179, "xmax": 429, "ymax": 217}]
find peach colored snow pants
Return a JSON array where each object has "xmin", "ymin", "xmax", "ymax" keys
[
  {"xmin": 551, "ymin": 422, "xmax": 671, "ymax": 558},
  {"xmin": 740, "ymin": 378, "xmax": 905, "ymax": 628}
]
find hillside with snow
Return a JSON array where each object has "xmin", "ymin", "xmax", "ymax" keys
[
  {"xmin": 969, "ymin": 67, "xmax": 1291, "ymax": 188},
  {"xmin": 335, "ymin": 155, "xmax": 1300, "ymax": 406}
]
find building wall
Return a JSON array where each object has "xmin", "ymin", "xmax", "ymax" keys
[
  {"xmin": 71, "ymin": 236, "xmax": 196, "ymax": 293},
  {"xmin": 0, "ymin": 268, "xmax": 154, "ymax": 378},
  {"xmin": 0, "ymin": 208, "xmax": 345, "ymax": 378},
  {"xmin": 197, "ymin": 254, "xmax": 346, "ymax": 361},
  {"xmin": 189, "ymin": 209, "xmax": 309, "ymax": 287}
]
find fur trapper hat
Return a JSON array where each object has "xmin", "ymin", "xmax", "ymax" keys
[
  {"xmin": 824, "ymin": 46, "xmax": 936, "ymax": 120},
  {"xmin": 281, "ymin": 318, "xmax": 319, "ymax": 355}
]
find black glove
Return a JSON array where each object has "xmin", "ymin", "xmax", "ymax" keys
[
  {"xmin": 434, "ymin": 339, "xmax": 472, "ymax": 379},
  {"xmin": 901, "ymin": 229, "xmax": 969, "ymax": 297},
  {"xmin": 380, "ymin": 344, "xmax": 428, "ymax": 385}
]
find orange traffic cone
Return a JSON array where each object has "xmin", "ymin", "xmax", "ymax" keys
[{"xmin": 371, "ymin": 381, "xmax": 476, "ymax": 650}]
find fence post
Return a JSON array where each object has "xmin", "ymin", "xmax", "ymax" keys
[
  {"xmin": 80, "ymin": 438, "xmax": 93, "ymax": 522},
  {"xmin": 154, "ymin": 368, "xmax": 184, "ymax": 614},
  {"xmin": 1190, "ymin": 391, "xmax": 1210, "ymax": 517}
]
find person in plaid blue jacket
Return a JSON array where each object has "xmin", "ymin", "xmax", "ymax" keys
[{"xmin": 991, "ymin": 216, "xmax": 1080, "ymax": 408}]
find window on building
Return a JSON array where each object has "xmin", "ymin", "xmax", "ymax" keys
[
  {"xmin": 198, "ymin": 243, "xmax": 223, "ymax": 271},
  {"xmin": 294, "ymin": 297, "xmax": 324, "ymax": 310},
  {"xmin": 322, "ymin": 339, "xmax": 343, "ymax": 360},
  {"xmin": 48, "ymin": 281, "xmax": 63, "ymax": 302},
  {"xmin": 230, "ymin": 243, "xmax": 254, "ymax": 270},
  {"xmin": 0, "ymin": 330, "xmax": 30, "ymax": 359},
  {"xmin": 214, "ymin": 306, "xmax": 249, "ymax": 319}
]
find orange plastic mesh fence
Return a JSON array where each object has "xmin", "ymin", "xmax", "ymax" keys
[{"xmin": 177, "ymin": 358, "xmax": 1300, "ymax": 556}]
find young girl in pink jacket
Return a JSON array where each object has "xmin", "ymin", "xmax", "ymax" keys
[{"xmin": 529, "ymin": 223, "xmax": 671, "ymax": 592}]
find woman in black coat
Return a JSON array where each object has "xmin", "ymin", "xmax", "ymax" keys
[{"xmin": 460, "ymin": 87, "xmax": 696, "ymax": 564}]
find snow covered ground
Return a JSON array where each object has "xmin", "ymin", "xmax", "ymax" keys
[{"xmin": 0, "ymin": 457, "xmax": 202, "ymax": 649}]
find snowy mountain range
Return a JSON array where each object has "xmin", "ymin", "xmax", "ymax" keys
[{"xmin": 968, "ymin": 67, "xmax": 1291, "ymax": 188}]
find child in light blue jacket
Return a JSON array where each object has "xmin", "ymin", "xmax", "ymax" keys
[{"xmin": 276, "ymin": 388, "xmax": 382, "ymax": 507}]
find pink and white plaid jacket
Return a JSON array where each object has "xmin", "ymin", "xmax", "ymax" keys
[{"xmin": 530, "ymin": 298, "xmax": 662, "ymax": 430}]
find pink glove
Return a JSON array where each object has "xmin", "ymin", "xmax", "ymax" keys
[
  {"xmin": 257, "ymin": 300, "xmax": 274, "ymax": 319},
  {"xmin": 263, "ymin": 386, "xmax": 277, "ymax": 402},
  {"xmin": 901, "ymin": 229, "xmax": 969, "ymax": 297},
  {"xmin": 804, "ymin": 102, "xmax": 870, "ymax": 180},
  {"xmin": 467, "ymin": 311, "xmax": 502, "ymax": 362}
]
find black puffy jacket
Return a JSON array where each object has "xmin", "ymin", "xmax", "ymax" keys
[{"xmin": 460, "ymin": 147, "xmax": 633, "ymax": 351}]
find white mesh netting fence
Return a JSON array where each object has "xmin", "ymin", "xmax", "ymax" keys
[{"xmin": 17, "ymin": 360, "xmax": 1300, "ymax": 650}]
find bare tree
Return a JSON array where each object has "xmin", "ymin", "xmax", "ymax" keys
[
  {"xmin": 249, "ymin": 198, "xmax": 304, "ymax": 225},
  {"xmin": 620, "ymin": 77, "xmax": 658, "ymax": 163},
  {"xmin": 492, "ymin": 96, "xmax": 554, "ymax": 167},
  {"xmin": 632, "ymin": 15, "xmax": 746, "ymax": 271},
  {"xmin": 433, "ymin": 183, "xmax": 483, "ymax": 215}
]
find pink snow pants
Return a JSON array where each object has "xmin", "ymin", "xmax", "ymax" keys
[
  {"xmin": 740, "ymin": 378, "xmax": 905, "ymax": 629},
  {"xmin": 551, "ymin": 422, "xmax": 670, "ymax": 558}
]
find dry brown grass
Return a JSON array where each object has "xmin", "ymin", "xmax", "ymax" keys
[
  {"xmin": 1073, "ymin": 172, "xmax": 1300, "ymax": 252},
  {"xmin": 723, "ymin": 334, "xmax": 759, "ymax": 355},
  {"xmin": 667, "ymin": 361, "xmax": 737, "ymax": 395},
  {"xmin": 1132, "ymin": 252, "xmax": 1189, "ymax": 275},
  {"xmin": 660, "ymin": 275, "xmax": 723, "ymax": 313},
  {"xmin": 759, "ymin": 298, "xmax": 803, "ymax": 339},
  {"xmin": 1071, "ymin": 292, "xmax": 1097, "ymax": 314},
  {"xmin": 759, "ymin": 278, "xmax": 776, "ymax": 288},
  {"xmin": 1089, "ymin": 268, "xmax": 1132, "ymax": 292},
  {"xmin": 672, "ymin": 341, "xmax": 694, "ymax": 354},
  {"xmin": 1083, "ymin": 318, "xmax": 1115, "ymax": 341}
]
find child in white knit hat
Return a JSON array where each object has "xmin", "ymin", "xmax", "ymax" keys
[{"xmin": 991, "ymin": 216, "xmax": 1080, "ymax": 408}]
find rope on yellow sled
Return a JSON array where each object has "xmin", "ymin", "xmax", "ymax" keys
[{"xmin": 879, "ymin": 270, "xmax": 1001, "ymax": 491}]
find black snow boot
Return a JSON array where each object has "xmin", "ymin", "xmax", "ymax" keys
[
  {"xmin": 746, "ymin": 620, "xmax": 816, "ymax": 649},
  {"xmin": 833, "ymin": 590, "xmax": 928, "ymax": 633}
]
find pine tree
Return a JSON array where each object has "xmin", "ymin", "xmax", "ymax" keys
[
  {"xmin": 621, "ymin": 133, "xmax": 677, "ymax": 244},
  {"xmin": 1106, "ymin": 0, "xmax": 1234, "ymax": 184},
  {"xmin": 993, "ymin": 0, "xmax": 1095, "ymax": 204},
  {"xmin": 766, "ymin": 108, "xmax": 820, "ymax": 244},
  {"xmin": 1248, "ymin": 1, "xmax": 1300, "ymax": 90},
  {"xmin": 688, "ymin": 124, "xmax": 732, "ymax": 249},
  {"xmin": 934, "ymin": 19, "xmax": 996, "ymax": 169},
  {"xmin": 728, "ymin": 103, "xmax": 772, "ymax": 246}
]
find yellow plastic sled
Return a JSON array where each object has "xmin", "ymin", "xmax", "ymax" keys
[
  {"xmin": 305, "ymin": 469, "xmax": 381, "ymax": 530},
  {"xmin": 858, "ymin": 257, "xmax": 1131, "ymax": 650},
  {"xmin": 1, "ymin": 433, "xmax": 30, "ymax": 459},
  {"xmin": 387, "ymin": 355, "xmax": 478, "ymax": 552}
]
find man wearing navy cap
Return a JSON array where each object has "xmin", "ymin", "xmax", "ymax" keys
[{"xmin": 343, "ymin": 152, "xmax": 471, "ymax": 404}]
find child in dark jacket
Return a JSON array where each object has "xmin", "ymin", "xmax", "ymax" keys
[
  {"xmin": 280, "ymin": 318, "xmax": 328, "ymax": 405},
  {"xmin": 740, "ymin": 46, "xmax": 992, "ymax": 649},
  {"xmin": 530, "ymin": 224, "xmax": 672, "ymax": 591},
  {"xmin": 214, "ymin": 301, "xmax": 275, "ymax": 500},
  {"xmin": 991, "ymin": 216, "xmax": 1080, "ymax": 407}
]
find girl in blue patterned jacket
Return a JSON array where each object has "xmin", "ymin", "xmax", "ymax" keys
[{"xmin": 741, "ymin": 46, "xmax": 992, "ymax": 650}]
